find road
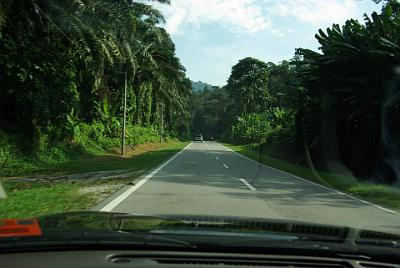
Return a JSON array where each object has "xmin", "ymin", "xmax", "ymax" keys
[{"xmin": 98, "ymin": 141, "xmax": 400, "ymax": 233}]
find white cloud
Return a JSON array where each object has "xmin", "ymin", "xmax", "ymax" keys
[
  {"xmin": 157, "ymin": 0, "xmax": 362, "ymax": 36},
  {"xmin": 271, "ymin": 29, "xmax": 284, "ymax": 37},
  {"xmin": 267, "ymin": 0, "xmax": 358, "ymax": 26},
  {"xmin": 157, "ymin": 0, "xmax": 270, "ymax": 35},
  {"xmin": 164, "ymin": 7, "xmax": 186, "ymax": 34}
]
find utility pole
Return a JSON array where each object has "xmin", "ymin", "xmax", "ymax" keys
[
  {"xmin": 160, "ymin": 103, "xmax": 164, "ymax": 144},
  {"xmin": 121, "ymin": 69, "xmax": 127, "ymax": 156}
]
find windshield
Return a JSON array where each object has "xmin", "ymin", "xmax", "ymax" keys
[{"xmin": 0, "ymin": 0, "xmax": 400, "ymax": 252}]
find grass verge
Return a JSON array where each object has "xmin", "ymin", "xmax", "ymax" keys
[
  {"xmin": 225, "ymin": 143, "xmax": 400, "ymax": 211},
  {"xmin": 0, "ymin": 126, "xmax": 167, "ymax": 177},
  {"xmin": 29, "ymin": 141, "xmax": 188, "ymax": 176},
  {"xmin": 0, "ymin": 141, "xmax": 188, "ymax": 218}
]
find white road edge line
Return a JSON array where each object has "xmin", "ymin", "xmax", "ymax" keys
[
  {"xmin": 223, "ymin": 163, "xmax": 229, "ymax": 169},
  {"xmin": 240, "ymin": 179, "xmax": 257, "ymax": 191},
  {"xmin": 222, "ymin": 144, "xmax": 398, "ymax": 215},
  {"xmin": 100, "ymin": 143, "xmax": 192, "ymax": 212}
]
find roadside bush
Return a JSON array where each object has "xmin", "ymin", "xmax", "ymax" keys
[
  {"xmin": 0, "ymin": 131, "xmax": 21, "ymax": 171},
  {"xmin": 231, "ymin": 113, "xmax": 271, "ymax": 143},
  {"xmin": 263, "ymin": 126, "xmax": 297, "ymax": 159},
  {"xmin": 230, "ymin": 108, "xmax": 295, "ymax": 143},
  {"xmin": 0, "ymin": 123, "xmax": 166, "ymax": 177},
  {"xmin": 269, "ymin": 107, "xmax": 295, "ymax": 129},
  {"xmin": 126, "ymin": 125, "xmax": 160, "ymax": 145},
  {"xmin": 0, "ymin": 131, "xmax": 37, "ymax": 176}
]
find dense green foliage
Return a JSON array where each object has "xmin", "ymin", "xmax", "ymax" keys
[
  {"xmin": 190, "ymin": 86, "xmax": 232, "ymax": 138},
  {"xmin": 0, "ymin": 0, "xmax": 192, "ymax": 172},
  {"xmin": 295, "ymin": 2, "xmax": 400, "ymax": 182},
  {"xmin": 226, "ymin": 57, "xmax": 272, "ymax": 115},
  {"xmin": 191, "ymin": 2, "xmax": 400, "ymax": 184}
]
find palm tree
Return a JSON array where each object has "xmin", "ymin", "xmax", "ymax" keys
[
  {"xmin": 295, "ymin": 2, "xmax": 400, "ymax": 181},
  {"xmin": 0, "ymin": 0, "xmax": 193, "ymax": 146}
]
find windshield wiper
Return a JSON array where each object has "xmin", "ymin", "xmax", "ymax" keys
[
  {"xmin": 0, "ymin": 230, "xmax": 195, "ymax": 251},
  {"xmin": 116, "ymin": 230, "xmax": 195, "ymax": 248}
]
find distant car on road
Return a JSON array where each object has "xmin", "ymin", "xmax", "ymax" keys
[{"xmin": 193, "ymin": 134, "xmax": 203, "ymax": 143}]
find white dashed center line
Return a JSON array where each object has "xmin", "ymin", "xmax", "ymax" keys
[
  {"xmin": 240, "ymin": 179, "xmax": 257, "ymax": 191},
  {"xmin": 215, "ymin": 156, "xmax": 220, "ymax": 161},
  {"xmin": 222, "ymin": 163, "xmax": 229, "ymax": 169}
]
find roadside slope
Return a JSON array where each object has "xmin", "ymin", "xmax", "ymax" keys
[{"xmin": 0, "ymin": 141, "xmax": 188, "ymax": 218}]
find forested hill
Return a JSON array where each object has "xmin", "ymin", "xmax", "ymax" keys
[
  {"xmin": 0, "ymin": 0, "xmax": 192, "ymax": 169},
  {"xmin": 191, "ymin": 80, "xmax": 214, "ymax": 91}
]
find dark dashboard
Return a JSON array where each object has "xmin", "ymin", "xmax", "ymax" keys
[{"xmin": 1, "ymin": 250, "xmax": 399, "ymax": 268}]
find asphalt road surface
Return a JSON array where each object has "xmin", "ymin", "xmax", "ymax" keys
[{"xmin": 98, "ymin": 141, "xmax": 400, "ymax": 233}]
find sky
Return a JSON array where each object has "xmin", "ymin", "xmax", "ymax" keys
[{"xmin": 153, "ymin": 0, "xmax": 383, "ymax": 86}]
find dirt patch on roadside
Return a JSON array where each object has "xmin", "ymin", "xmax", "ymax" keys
[
  {"xmin": 110, "ymin": 141, "xmax": 177, "ymax": 158},
  {"xmin": 78, "ymin": 184, "xmax": 123, "ymax": 194},
  {"xmin": 78, "ymin": 184, "xmax": 124, "ymax": 201},
  {"xmin": 5, "ymin": 169, "xmax": 142, "ymax": 183}
]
